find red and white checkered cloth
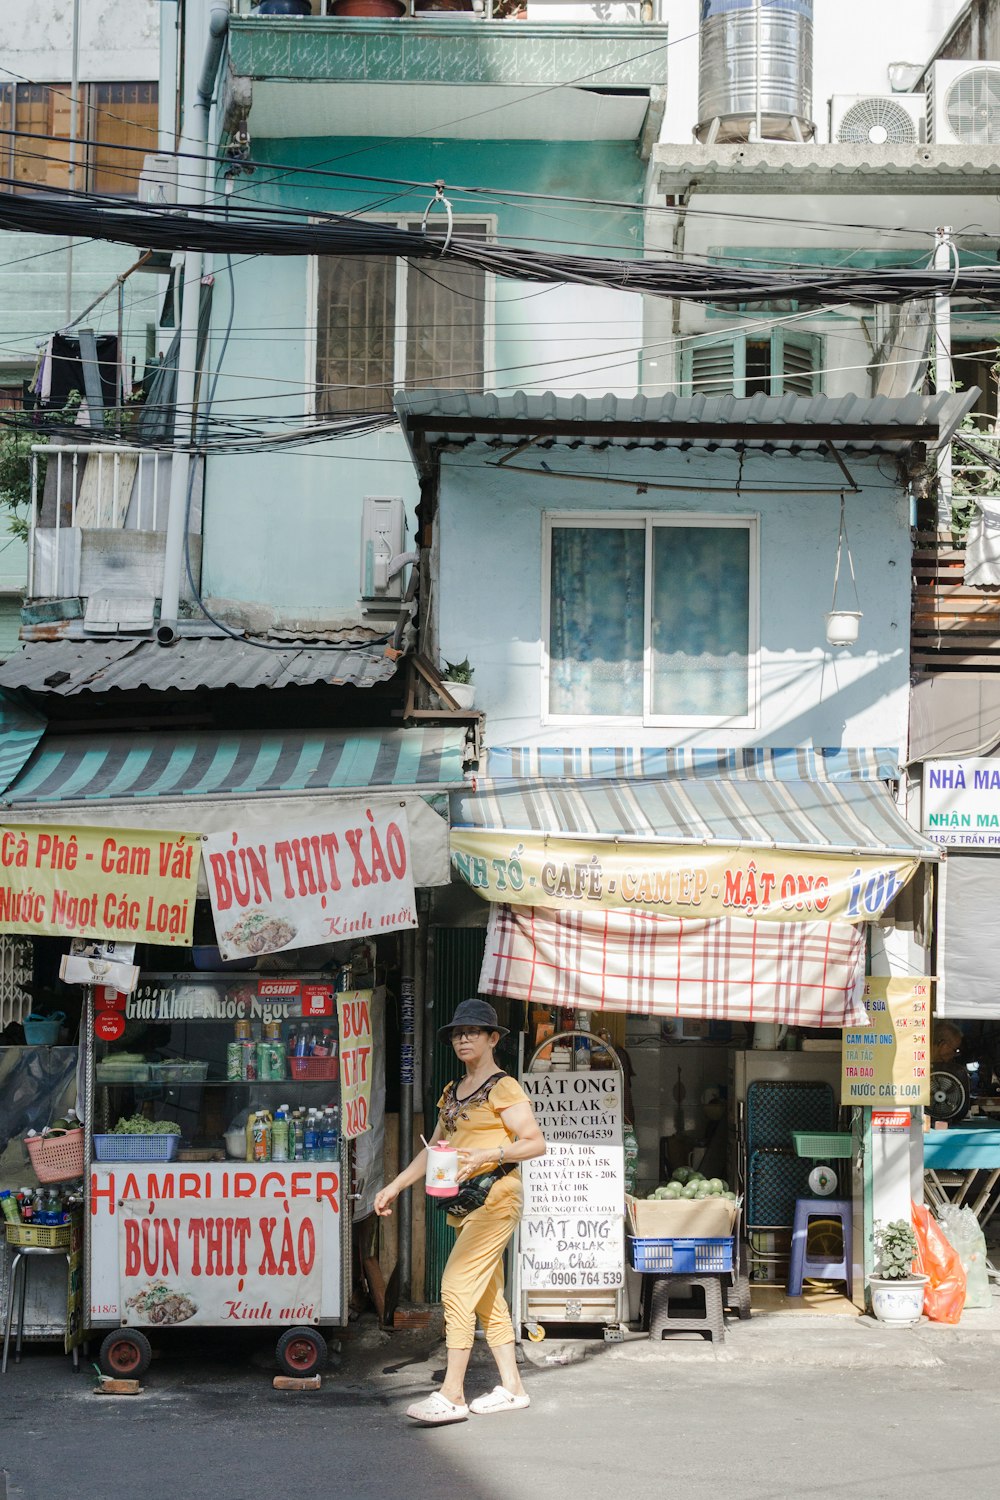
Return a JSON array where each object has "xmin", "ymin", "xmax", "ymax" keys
[{"xmin": 480, "ymin": 904, "xmax": 868, "ymax": 1028}]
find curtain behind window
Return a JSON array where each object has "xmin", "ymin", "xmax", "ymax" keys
[
  {"xmin": 651, "ymin": 526, "xmax": 750, "ymax": 718},
  {"xmin": 549, "ymin": 526, "xmax": 644, "ymax": 716}
]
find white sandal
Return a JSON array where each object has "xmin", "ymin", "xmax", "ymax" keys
[
  {"xmin": 469, "ymin": 1386, "xmax": 531, "ymax": 1415},
  {"xmin": 406, "ymin": 1391, "xmax": 470, "ymax": 1425}
]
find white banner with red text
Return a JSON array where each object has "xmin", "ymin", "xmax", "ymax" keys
[
  {"xmin": 89, "ymin": 1164, "xmax": 341, "ymax": 1325},
  {"xmin": 204, "ymin": 805, "xmax": 417, "ymax": 961}
]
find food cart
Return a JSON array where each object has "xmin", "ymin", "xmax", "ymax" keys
[{"xmin": 82, "ymin": 971, "xmax": 368, "ymax": 1378}]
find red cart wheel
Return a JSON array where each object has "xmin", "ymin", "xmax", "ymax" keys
[
  {"xmin": 98, "ymin": 1329, "xmax": 152, "ymax": 1378},
  {"xmin": 276, "ymin": 1327, "xmax": 327, "ymax": 1378}
]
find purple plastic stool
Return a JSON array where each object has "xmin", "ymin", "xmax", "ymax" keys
[{"xmin": 787, "ymin": 1198, "xmax": 852, "ymax": 1297}]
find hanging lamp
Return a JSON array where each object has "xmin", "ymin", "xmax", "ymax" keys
[{"xmin": 825, "ymin": 493, "xmax": 863, "ymax": 647}]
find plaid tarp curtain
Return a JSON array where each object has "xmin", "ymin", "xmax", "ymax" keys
[{"xmin": 480, "ymin": 904, "xmax": 869, "ymax": 1027}]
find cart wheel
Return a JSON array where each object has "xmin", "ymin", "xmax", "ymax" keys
[
  {"xmin": 525, "ymin": 1322, "xmax": 546, "ymax": 1343},
  {"xmin": 98, "ymin": 1329, "xmax": 152, "ymax": 1379},
  {"xmin": 275, "ymin": 1326, "xmax": 328, "ymax": 1378},
  {"xmin": 727, "ymin": 1273, "xmax": 752, "ymax": 1321}
]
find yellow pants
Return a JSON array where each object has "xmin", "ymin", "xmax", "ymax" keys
[{"xmin": 440, "ymin": 1174, "xmax": 522, "ymax": 1350}]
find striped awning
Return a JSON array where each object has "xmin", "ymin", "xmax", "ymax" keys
[
  {"xmin": 2, "ymin": 725, "xmax": 467, "ymax": 807},
  {"xmin": 450, "ymin": 774, "xmax": 936, "ymax": 923},
  {"xmin": 0, "ymin": 689, "xmax": 46, "ymax": 797},
  {"xmin": 484, "ymin": 745, "xmax": 901, "ymax": 783},
  {"xmin": 450, "ymin": 776, "xmax": 935, "ymax": 859}
]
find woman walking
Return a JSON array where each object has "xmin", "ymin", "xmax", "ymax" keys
[{"xmin": 375, "ymin": 998, "xmax": 545, "ymax": 1426}]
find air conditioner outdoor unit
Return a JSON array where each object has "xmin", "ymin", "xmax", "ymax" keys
[
  {"xmin": 830, "ymin": 94, "xmax": 926, "ymax": 146},
  {"xmin": 138, "ymin": 153, "xmax": 178, "ymax": 206},
  {"xmin": 929, "ymin": 61, "xmax": 1000, "ymax": 145}
]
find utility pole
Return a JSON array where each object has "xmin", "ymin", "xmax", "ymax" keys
[{"xmin": 934, "ymin": 225, "xmax": 955, "ymax": 533}]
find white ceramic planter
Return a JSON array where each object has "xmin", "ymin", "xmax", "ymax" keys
[
  {"xmin": 825, "ymin": 610, "xmax": 863, "ymax": 646},
  {"xmin": 443, "ymin": 681, "xmax": 475, "ymax": 710},
  {"xmin": 869, "ymin": 1274, "xmax": 928, "ymax": 1327}
]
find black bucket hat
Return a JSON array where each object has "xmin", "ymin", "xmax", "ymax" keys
[{"xmin": 438, "ymin": 998, "xmax": 509, "ymax": 1040}]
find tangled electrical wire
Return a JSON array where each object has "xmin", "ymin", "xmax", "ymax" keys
[{"xmin": 4, "ymin": 188, "xmax": 1000, "ymax": 309}]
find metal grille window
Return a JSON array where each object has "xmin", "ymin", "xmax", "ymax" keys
[
  {"xmin": 0, "ymin": 81, "xmax": 157, "ymax": 196},
  {"xmin": 545, "ymin": 515, "xmax": 758, "ymax": 725},
  {"xmin": 315, "ymin": 220, "xmax": 491, "ymax": 415},
  {"xmin": 683, "ymin": 330, "xmax": 822, "ymax": 397}
]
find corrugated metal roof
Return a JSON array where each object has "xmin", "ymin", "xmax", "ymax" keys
[
  {"xmin": 654, "ymin": 143, "xmax": 1000, "ymax": 195},
  {"xmin": 394, "ymin": 389, "xmax": 976, "ymax": 474},
  {"xmin": 0, "ymin": 637, "xmax": 399, "ymax": 697}
]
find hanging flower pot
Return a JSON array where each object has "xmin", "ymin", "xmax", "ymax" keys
[
  {"xmin": 825, "ymin": 610, "xmax": 863, "ymax": 647},
  {"xmin": 825, "ymin": 493, "xmax": 862, "ymax": 648}
]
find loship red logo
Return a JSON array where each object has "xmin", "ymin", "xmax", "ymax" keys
[{"xmin": 257, "ymin": 980, "xmax": 300, "ymax": 998}]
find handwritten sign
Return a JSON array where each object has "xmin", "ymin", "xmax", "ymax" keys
[
  {"xmin": 338, "ymin": 989, "xmax": 373, "ymax": 1138},
  {"xmin": 118, "ymin": 1198, "xmax": 322, "ymax": 1328},
  {"xmin": 205, "ymin": 807, "xmax": 417, "ymax": 961},
  {"xmin": 841, "ymin": 977, "xmax": 931, "ymax": 1106},
  {"xmin": 0, "ymin": 824, "xmax": 198, "ymax": 944},
  {"xmin": 520, "ymin": 1073, "xmax": 624, "ymax": 1292}
]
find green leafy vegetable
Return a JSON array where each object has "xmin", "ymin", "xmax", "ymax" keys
[{"xmin": 111, "ymin": 1115, "xmax": 181, "ymax": 1136}]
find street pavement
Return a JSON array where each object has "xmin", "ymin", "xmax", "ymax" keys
[{"xmin": 3, "ymin": 1303, "xmax": 1000, "ymax": 1500}]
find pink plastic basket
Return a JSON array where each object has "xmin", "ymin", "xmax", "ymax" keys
[{"xmin": 26, "ymin": 1127, "xmax": 85, "ymax": 1184}]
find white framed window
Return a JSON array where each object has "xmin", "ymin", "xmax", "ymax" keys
[
  {"xmin": 681, "ymin": 329, "xmax": 822, "ymax": 397},
  {"xmin": 311, "ymin": 217, "xmax": 495, "ymax": 414},
  {"xmin": 542, "ymin": 512, "xmax": 759, "ymax": 727}
]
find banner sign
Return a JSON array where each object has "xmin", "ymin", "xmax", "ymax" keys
[
  {"xmin": 118, "ymin": 1197, "xmax": 322, "ymax": 1328},
  {"xmin": 520, "ymin": 1074, "xmax": 624, "ymax": 1292},
  {"xmin": 841, "ymin": 977, "xmax": 931, "ymax": 1106},
  {"xmin": 0, "ymin": 825, "xmax": 198, "ymax": 944},
  {"xmin": 923, "ymin": 759, "xmax": 1000, "ymax": 847},
  {"xmin": 90, "ymin": 1163, "xmax": 341, "ymax": 1324},
  {"xmin": 338, "ymin": 990, "xmax": 373, "ymax": 1138},
  {"xmin": 451, "ymin": 832, "xmax": 917, "ymax": 925},
  {"xmin": 125, "ymin": 976, "xmax": 327, "ymax": 1024},
  {"xmin": 205, "ymin": 807, "xmax": 417, "ymax": 960}
]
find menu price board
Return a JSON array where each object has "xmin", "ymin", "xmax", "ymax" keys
[
  {"xmin": 841, "ymin": 977, "xmax": 931, "ymax": 1106},
  {"xmin": 520, "ymin": 1073, "xmax": 624, "ymax": 1292}
]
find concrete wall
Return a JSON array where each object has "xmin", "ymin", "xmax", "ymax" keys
[
  {"xmin": 433, "ymin": 445, "xmax": 911, "ymax": 752},
  {"xmin": 5, "ymin": 0, "xmax": 161, "ymax": 82},
  {"xmin": 199, "ymin": 138, "xmax": 647, "ymax": 628}
]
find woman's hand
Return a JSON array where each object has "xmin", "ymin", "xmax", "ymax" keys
[
  {"xmin": 374, "ymin": 1182, "xmax": 400, "ymax": 1217},
  {"xmin": 456, "ymin": 1148, "xmax": 494, "ymax": 1182}
]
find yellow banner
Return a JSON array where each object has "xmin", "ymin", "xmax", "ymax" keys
[
  {"xmin": 0, "ymin": 825, "xmax": 199, "ymax": 945},
  {"xmin": 841, "ymin": 977, "xmax": 931, "ymax": 1106},
  {"xmin": 338, "ymin": 989, "xmax": 373, "ymax": 1138},
  {"xmin": 450, "ymin": 831, "xmax": 919, "ymax": 924}
]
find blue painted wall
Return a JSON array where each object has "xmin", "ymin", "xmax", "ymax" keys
[
  {"xmin": 433, "ymin": 444, "xmax": 910, "ymax": 752},
  {"xmin": 199, "ymin": 139, "xmax": 646, "ymax": 626}
]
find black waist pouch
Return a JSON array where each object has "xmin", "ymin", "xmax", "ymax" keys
[{"xmin": 436, "ymin": 1163, "xmax": 518, "ymax": 1219}]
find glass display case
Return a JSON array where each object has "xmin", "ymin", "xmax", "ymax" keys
[{"xmin": 83, "ymin": 972, "xmax": 353, "ymax": 1377}]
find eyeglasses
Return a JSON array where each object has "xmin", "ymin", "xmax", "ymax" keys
[{"xmin": 452, "ymin": 1027, "xmax": 487, "ymax": 1040}]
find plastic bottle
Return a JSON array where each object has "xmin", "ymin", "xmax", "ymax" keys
[
  {"xmin": 320, "ymin": 1109, "xmax": 338, "ymax": 1163},
  {"xmin": 295, "ymin": 1030, "xmax": 309, "ymax": 1059},
  {"xmin": 271, "ymin": 1106, "xmax": 290, "ymax": 1164},
  {"xmin": 0, "ymin": 1190, "xmax": 21, "ymax": 1225},
  {"xmin": 292, "ymin": 1111, "xmax": 305, "ymax": 1162},
  {"xmin": 303, "ymin": 1110, "xmax": 320, "ymax": 1162},
  {"xmin": 19, "ymin": 1189, "xmax": 34, "ymax": 1225}
]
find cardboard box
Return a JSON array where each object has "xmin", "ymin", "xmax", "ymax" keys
[{"xmin": 626, "ymin": 1195, "xmax": 737, "ymax": 1240}]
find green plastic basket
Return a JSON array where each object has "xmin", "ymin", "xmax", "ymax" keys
[{"xmin": 792, "ymin": 1131, "xmax": 852, "ymax": 1159}]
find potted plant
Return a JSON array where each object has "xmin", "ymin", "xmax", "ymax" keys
[
  {"xmin": 869, "ymin": 1219, "xmax": 928, "ymax": 1327},
  {"xmin": 441, "ymin": 657, "xmax": 475, "ymax": 711}
]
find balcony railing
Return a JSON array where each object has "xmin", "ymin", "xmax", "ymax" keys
[
  {"xmin": 228, "ymin": 1, "xmax": 662, "ymax": 19},
  {"xmin": 28, "ymin": 443, "xmax": 201, "ymax": 605}
]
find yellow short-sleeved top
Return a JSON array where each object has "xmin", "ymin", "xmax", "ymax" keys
[{"xmin": 437, "ymin": 1072, "xmax": 529, "ymax": 1156}]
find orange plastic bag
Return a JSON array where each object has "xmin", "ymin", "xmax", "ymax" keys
[{"xmin": 912, "ymin": 1201, "xmax": 966, "ymax": 1324}]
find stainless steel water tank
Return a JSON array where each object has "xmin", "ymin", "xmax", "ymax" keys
[{"xmin": 696, "ymin": 0, "xmax": 814, "ymax": 143}]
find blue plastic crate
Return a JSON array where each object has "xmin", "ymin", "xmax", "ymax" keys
[{"xmin": 628, "ymin": 1236, "xmax": 734, "ymax": 1275}]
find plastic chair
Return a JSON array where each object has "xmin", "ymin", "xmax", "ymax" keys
[
  {"xmin": 2, "ymin": 1245, "xmax": 80, "ymax": 1374},
  {"xmin": 786, "ymin": 1198, "xmax": 852, "ymax": 1298}
]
